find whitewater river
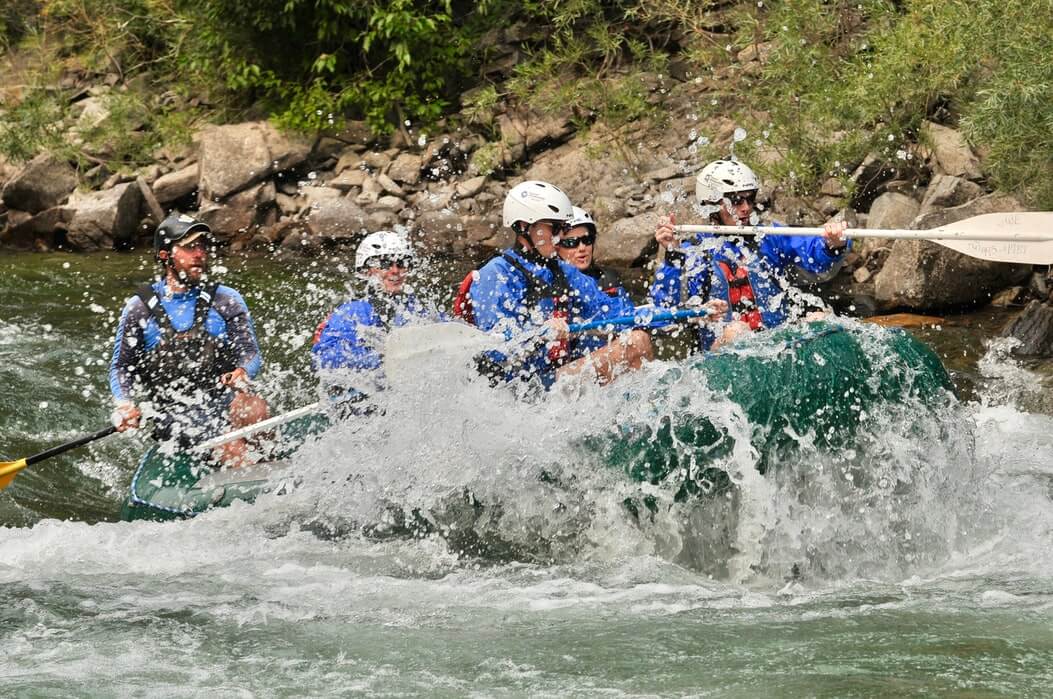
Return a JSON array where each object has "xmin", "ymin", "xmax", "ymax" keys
[{"xmin": 2, "ymin": 250, "xmax": 1052, "ymax": 696}]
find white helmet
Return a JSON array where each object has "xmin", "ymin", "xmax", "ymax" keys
[
  {"xmin": 502, "ymin": 180, "xmax": 574, "ymax": 229},
  {"xmin": 567, "ymin": 206, "xmax": 597, "ymax": 234},
  {"xmin": 355, "ymin": 230, "xmax": 414, "ymax": 272},
  {"xmin": 695, "ymin": 159, "xmax": 760, "ymax": 205}
]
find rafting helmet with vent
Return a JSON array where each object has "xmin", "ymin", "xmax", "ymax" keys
[
  {"xmin": 154, "ymin": 212, "xmax": 212, "ymax": 261},
  {"xmin": 502, "ymin": 181, "xmax": 574, "ymax": 233},
  {"xmin": 695, "ymin": 159, "xmax": 760, "ymax": 220},
  {"xmin": 354, "ymin": 231, "xmax": 414, "ymax": 274},
  {"xmin": 567, "ymin": 206, "xmax": 597, "ymax": 236}
]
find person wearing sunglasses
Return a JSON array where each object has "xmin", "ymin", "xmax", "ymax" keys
[
  {"xmin": 650, "ymin": 158, "xmax": 849, "ymax": 351},
  {"xmin": 312, "ymin": 231, "xmax": 440, "ymax": 395},
  {"xmin": 464, "ymin": 180, "xmax": 653, "ymax": 390},
  {"xmin": 556, "ymin": 207, "xmax": 633, "ymax": 305}
]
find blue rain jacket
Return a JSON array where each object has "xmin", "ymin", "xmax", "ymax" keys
[
  {"xmin": 470, "ymin": 248, "xmax": 635, "ymax": 386},
  {"xmin": 311, "ymin": 293, "xmax": 435, "ymax": 374}
]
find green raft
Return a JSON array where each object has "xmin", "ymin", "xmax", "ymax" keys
[
  {"xmin": 120, "ymin": 413, "xmax": 329, "ymax": 522},
  {"xmin": 589, "ymin": 321, "xmax": 956, "ymax": 498}
]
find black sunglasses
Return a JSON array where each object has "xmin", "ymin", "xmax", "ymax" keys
[
  {"xmin": 557, "ymin": 232, "xmax": 597, "ymax": 249},
  {"xmin": 725, "ymin": 190, "xmax": 758, "ymax": 206},
  {"xmin": 368, "ymin": 255, "xmax": 412, "ymax": 269}
]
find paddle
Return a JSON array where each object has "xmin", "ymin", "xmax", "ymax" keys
[
  {"xmin": 674, "ymin": 211, "xmax": 1053, "ymax": 265},
  {"xmin": 194, "ymin": 401, "xmax": 323, "ymax": 452},
  {"xmin": 384, "ymin": 308, "xmax": 712, "ymax": 385},
  {"xmin": 0, "ymin": 426, "xmax": 117, "ymax": 491}
]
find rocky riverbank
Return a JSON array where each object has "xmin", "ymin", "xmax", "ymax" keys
[{"xmin": 1, "ymin": 51, "xmax": 1051, "ymax": 352}]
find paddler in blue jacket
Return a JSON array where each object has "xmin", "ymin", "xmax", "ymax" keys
[
  {"xmin": 467, "ymin": 180, "xmax": 654, "ymax": 388},
  {"xmin": 311, "ymin": 231, "xmax": 439, "ymax": 395},
  {"xmin": 109, "ymin": 212, "xmax": 270, "ymax": 463},
  {"xmin": 650, "ymin": 158, "xmax": 849, "ymax": 350}
]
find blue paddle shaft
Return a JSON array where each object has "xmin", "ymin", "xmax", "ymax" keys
[{"xmin": 568, "ymin": 308, "xmax": 709, "ymax": 334}]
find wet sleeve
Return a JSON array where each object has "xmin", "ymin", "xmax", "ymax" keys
[
  {"xmin": 216, "ymin": 288, "xmax": 263, "ymax": 378},
  {"xmin": 108, "ymin": 298, "xmax": 145, "ymax": 402},
  {"xmin": 762, "ymin": 230, "xmax": 851, "ymax": 275},
  {"xmin": 311, "ymin": 302, "xmax": 382, "ymax": 371},
  {"xmin": 649, "ymin": 255, "xmax": 686, "ymax": 308},
  {"xmin": 471, "ymin": 262, "xmax": 530, "ymax": 341}
]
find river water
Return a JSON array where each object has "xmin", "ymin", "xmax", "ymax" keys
[{"xmin": 2, "ymin": 250, "xmax": 1052, "ymax": 696}]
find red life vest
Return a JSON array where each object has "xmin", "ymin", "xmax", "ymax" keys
[
  {"xmin": 312, "ymin": 313, "xmax": 334, "ymax": 344},
  {"xmin": 452, "ymin": 270, "xmax": 478, "ymax": 325},
  {"xmin": 717, "ymin": 261, "xmax": 764, "ymax": 331}
]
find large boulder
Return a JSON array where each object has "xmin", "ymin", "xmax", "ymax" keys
[
  {"xmin": 152, "ymin": 164, "xmax": 200, "ymax": 204},
  {"xmin": 868, "ymin": 192, "xmax": 920, "ymax": 230},
  {"xmin": 497, "ymin": 105, "xmax": 575, "ymax": 160},
  {"xmin": 197, "ymin": 122, "xmax": 310, "ymax": 200},
  {"xmin": 303, "ymin": 197, "xmax": 371, "ymax": 246},
  {"xmin": 64, "ymin": 182, "xmax": 143, "ymax": 251},
  {"xmin": 1, "ymin": 154, "xmax": 78, "ymax": 214},
  {"xmin": 872, "ymin": 193, "xmax": 1031, "ymax": 310},
  {"xmin": 918, "ymin": 174, "xmax": 984, "ymax": 215},
  {"xmin": 197, "ymin": 182, "xmax": 276, "ymax": 243},
  {"xmin": 387, "ymin": 153, "xmax": 423, "ymax": 186},
  {"xmin": 0, "ymin": 207, "xmax": 73, "ymax": 249},
  {"xmin": 921, "ymin": 121, "xmax": 982, "ymax": 181},
  {"xmin": 1001, "ymin": 301, "xmax": 1053, "ymax": 357}
]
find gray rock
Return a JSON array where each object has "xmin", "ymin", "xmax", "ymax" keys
[
  {"xmin": 597, "ymin": 211, "xmax": 695, "ymax": 267},
  {"xmin": 497, "ymin": 107, "xmax": 575, "ymax": 156},
  {"xmin": 868, "ymin": 192, "xmax": 920, "ymax": 230},
  {"xmin": 362, "ymin": 151, "xmax": 392, "ymax": 171},
  {"xmin": 415, "ymin": 209, "xmax": 464, "ymax": 252},
  {"xmin": 304, "ymin": 197, "xmax": 370, "ymax": 245},
  {"xmin": 329, "ymin": 169, "xmax": 367, "ymax": 191},
  {"xmin": 301, "ymin": 186, "xmax": 343, "ymax": 208},
  {"xmin": 335, "ymin": 150, "xmax": 363, "ymax": 174},
  {"xmin": 275, "ymin": 193, "xmax": 303, "ymax": 216},
  {"xmin": 387, "ymin": 153, "xmax": 422, "ymax": 185},
  {"xmin": 455, "ymin": 176, "xmax": 487, "ymax": 199},
  {"xmin": 367, "ymin": 195, "xmax": 406, "ymax": 213},
  {"xmin": 921, "ymin": 121, "xmax": 982, "ymax": 180},
  {"xmin": 376, "ymin": 173, "xmax": 404, "ymax": 196},
  {"xmin": 152, "ymin": 164, "xmax": 200, "ymax": 204},
  {"xmin": 198, "ymin": 121, "xmax": 310, "ymax": 200},
  {"xmin": 821, "ymin": 177, "xmax": 846, "ymax": 197},
  {"xmin": 2, "ymin": 154, "xmax": 78, "ymax": 214},
  {"xmin": 642, "ymin": 165, "xmax": 680, "ymax": 183},
  {"xmin": 918, "ymin": 174, "xmax": 984, "ymax": 214},
  {"xmin": 197, "ymin": 183, "xmax": 274, "ymax": 243},
  {"xmin": 366, "ymin": 211, "xmax": 399, "ymax": 230},
  {"xmin": 1, "ymin": 207, "xmax": 73, "ymax": 249},
  {"xmin": 911, "ymin": 192, "xmax": 1025, "ymax": 230},
  {"xmin": 1001, "ymin": 301, "xmax": 1053, "ymax": 356},
  {"xmin": 64, "ymin": 182, "xmax": 143, "ymax": 250}
]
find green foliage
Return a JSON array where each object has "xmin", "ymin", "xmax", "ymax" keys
[
  {"xmin": 169, "ymin": 0, "xmax": 473, "ymax": 134},
  {"xmin": 734, "ymin": 0, "xmax": 1053, "ymax": 206},
  {"xmin": 0, "ymin": 90, "xmax": 69, "ymax": 163},
  {"xmin": 1, "ymin": 0, "xmax": 1051, "ymax": 208}
]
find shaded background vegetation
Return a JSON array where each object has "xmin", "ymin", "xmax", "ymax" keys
[{"xmin": 1, "ymin": 0, "xmax": 1051, "ymax": 207}]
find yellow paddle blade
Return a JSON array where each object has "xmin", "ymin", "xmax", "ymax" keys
[{"xmin": 0, "ymin": 458, "xmax": 29, "ymax": 491}]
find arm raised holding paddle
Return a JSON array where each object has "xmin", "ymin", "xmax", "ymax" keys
[{"xmin": 650, "ymin": 158, "xmax": 853, "ymax": 352}]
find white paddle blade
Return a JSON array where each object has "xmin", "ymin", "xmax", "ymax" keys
[
  {"xmin": 384, "ymin": 322, "xmax": 495, "ymax": 389},
  {"xmin": 675, "ymin": 211, "xmax": 1053, "ymax": 264},
  {"xmin": 927, "ymin": 212, "xmax": 1053, "ymax": 265}
]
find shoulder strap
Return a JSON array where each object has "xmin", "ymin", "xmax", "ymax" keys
[
  {"xmin": 134, "ymin": 283, "xmax": 170, "ymax": 331},
  {"xmin": 500, "ymin": 252, "xmax": 571, "ymax": 308},
  {"xmin": 193, "ymin": 282, "xmax": 220, "ymax": 328}
]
